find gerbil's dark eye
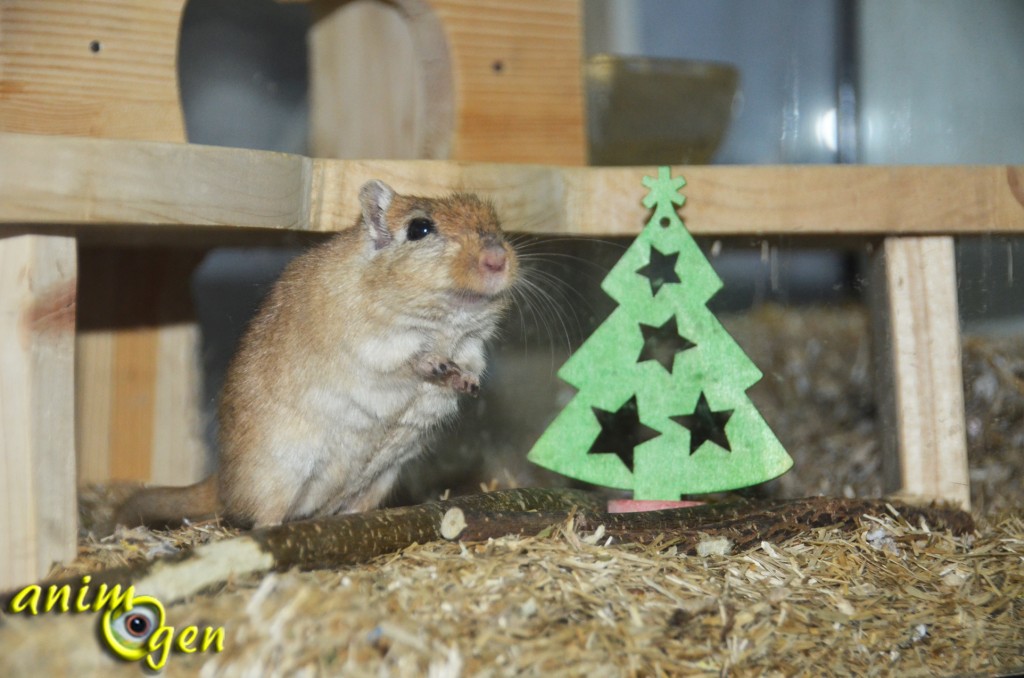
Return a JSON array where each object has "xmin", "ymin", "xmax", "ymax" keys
[{"xmin": 406, "ymin": 217, "xmax": 435, "ymax": 241}]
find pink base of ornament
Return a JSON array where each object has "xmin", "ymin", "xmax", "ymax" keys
[{"xmin": 607, "ymin": 499, "xmax": 704, "ymax": 513}]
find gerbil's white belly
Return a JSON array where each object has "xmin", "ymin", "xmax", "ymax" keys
[{"xmin": 287, "ymin": 378, "xmax": 458, "ymax": 518}]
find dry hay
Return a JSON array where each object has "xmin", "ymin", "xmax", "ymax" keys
[{"xmin": 2, "ymin": 508, "xmax": 1022, "ymax": 676}]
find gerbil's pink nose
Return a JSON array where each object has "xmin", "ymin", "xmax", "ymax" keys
[{"xmin": 480, "ymin": 247, "xmax": 507, "ymax": 275}]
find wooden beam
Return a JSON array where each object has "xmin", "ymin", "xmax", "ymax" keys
[
  {"xmin": 0, "ymin": 235, "xmax": 77, "ymax": 590},
  {"xmin": 2, "ymin": 135, "xmax": 1023, "ymax": 237},
  {"xmin": 870, "ymin": 236, "xmax": 970, "ymax": 508}
]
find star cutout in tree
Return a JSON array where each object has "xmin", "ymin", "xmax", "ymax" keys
[
  {"xmin": 670, "ymin": 391, "xmax": 734, "ymax": 455},
  {"xmin": 587, "ymin": 395, "xmax": 660, "ymax": 473},
  {"xmin": 637, "ymin": 315, "xmax": 696, "ymax": 374},
  {"xmin": 636, "ymin": 245, "xmax": 681, "ymax": 296}
]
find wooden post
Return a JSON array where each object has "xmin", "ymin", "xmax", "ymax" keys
[
  {"xmin": 870, "ymin": 236, "xmax": 970, "ymax": 508},
  {"xmin": 0, "ymin": 235, "xmax": 77, "ymax": 589}
]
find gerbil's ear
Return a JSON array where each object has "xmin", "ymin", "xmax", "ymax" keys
[{"xmin": 359, "ymin": 180, "xmax": 396, "ymax": 250}]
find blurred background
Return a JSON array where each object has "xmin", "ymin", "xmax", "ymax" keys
[{"xmin": 178, "ymin": 0, "xmax": 1024, "ymax": 506}]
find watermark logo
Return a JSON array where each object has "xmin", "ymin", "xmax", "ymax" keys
[{"xmin": 8, "ymin": 576, "xmax": 225, "ymax": 670}]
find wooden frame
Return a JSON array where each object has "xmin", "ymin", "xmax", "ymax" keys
[
  {"xmin": 3, "ymin": 134, "xmax": 1023, "ymax": 236},
  {"xmin": 3, "ymin": 131, "xmax": 1023, "ymax": 587}
]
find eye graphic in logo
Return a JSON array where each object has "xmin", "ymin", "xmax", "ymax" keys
[{"xmin": 100, "ymin": 595, "xmax": 166, "ymax": 661}]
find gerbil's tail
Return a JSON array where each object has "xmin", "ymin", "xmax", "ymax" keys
[{"xmin": 113, "ymin": 474, "xmax": 223, "ymax": 530}]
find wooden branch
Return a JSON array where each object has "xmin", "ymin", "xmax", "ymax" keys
[
  {"xmin": 2, "ymin": 134, "xmax": 1024, "ymax": 238},
  {"xmin": 1, "ymin": 490, "xmax": 973, "ymax": 611},
  {"xmin": 574, "ymin": 497, "xmax": 975, "ymax": 554},
  {"xmin": 0, "ymin": 489, "xmax": 603, "ymax": 608},
  {"xmin": 447, "ymin": 496, "xmax": 974, "ymax": 554}
]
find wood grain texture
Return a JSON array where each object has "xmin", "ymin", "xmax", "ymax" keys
[
  {"xmin": 0, "ymin": 0, "xmax": 199, "ymax": 497},
  {"xmin": 76, "ymin": 247, "xmax": 207, "ymax": 485},
  {"xmin": 0, "ymin": 235, "xmax": 77, "ymax": 590},
  {"xmin": 870, "ymin": 237, "xmax": 970, "ymax": 508},
  {"xmin": 307, "ymin": 0, "xmax": 440, "ymax": 159},
  {"xmin": 430, "ymin": 0, "xmax": 586, "ymax": 164},
  {"xmin": 0, "ymin": 0, "xmax": 186, "ymax": 141},
  {"xmin": 2, "ymin": 134, "xmax": 1024, "ymax": 236},
  {"xmin": 300, "ymin": 0, "xmax": 586, "ymax": 164}
]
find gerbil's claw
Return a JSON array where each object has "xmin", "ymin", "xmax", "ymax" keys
[
  {"xmin": 415, "ymin": 354, "xmax": 453, "ymax": 380},
  {"xmin": 449, "ymin": 370, "xmax": 480, "ymax": 396}
]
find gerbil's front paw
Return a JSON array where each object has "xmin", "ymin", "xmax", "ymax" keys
[
  {"xmin": 416, "ymin": 354, "xmax": 455, "ymax": 380},
  {"xmin": 447, "ymin": 369, "xmax": 480, "ymax": 397},
  {"xmin": 416, "ymin": 355, "xmax": 480, "ymax": 396}
]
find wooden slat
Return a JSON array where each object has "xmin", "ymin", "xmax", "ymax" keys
[
  {"xmin": 0, "ymin": 235, "xmax": 77, "ymax": 590},
  {"xmin": 150, "ymin": 322, "xmax": 207, "ymax": 484},
  {"xmin": 1, "ymin": 134, "xmax": 1023, "ymax": 236},
  {"xmin": 75, "ymin": 247, "xmax": 207, "ymax": 486},
  {"xmin": 870, "ymin": 237, "xmax": 970, "ymax": 508},
  {"xmin": 0, "ymin": 134, "xmax": 312, "ymax": 232}
]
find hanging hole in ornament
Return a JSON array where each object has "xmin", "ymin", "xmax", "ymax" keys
[{"xmin": 660, "ymin": 216, "xmax": 671, "ymax": 228}]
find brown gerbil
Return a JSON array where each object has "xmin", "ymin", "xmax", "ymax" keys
[{"xmin": 115, "ymin": 180, "xmax": 518, "ymax": 529}]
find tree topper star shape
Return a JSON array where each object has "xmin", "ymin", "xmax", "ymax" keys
[
  {"xmin": 670, "ymin": 391, "xmax": 734, "ymax": 455},
  {"xmin": 642, "ymin": 167, "xmax": 687, "ymax": 210}
]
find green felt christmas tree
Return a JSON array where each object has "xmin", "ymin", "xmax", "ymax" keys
[{"xmin": 527, "ymin": 167, "xmax": 793, "ymax": 499}]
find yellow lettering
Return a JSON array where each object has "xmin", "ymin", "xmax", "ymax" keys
[
  {"xmin": 146, "ymin": 626, "xmax": 175, "ymax": 671},
  {"xmin": 9, "ymin": 585, "xmax": 41, "ymax": 615},
  {"xmin": 44, "ymin": 585, "xmax": 71, "ymax": 613},
  {"xmin": 92, "ymin": 584, "xmax": 135, "ymax": 613},
  {"xmin": 176, "ymin": 626, "xmax": 198, "ymax": 653},
  {"xmin": 201, "ymin": 626, "xmax": 225, "ymax": 653},
  {"xmin": 74, "ymin": 575, "xmax": 92, "ymax": 612}
]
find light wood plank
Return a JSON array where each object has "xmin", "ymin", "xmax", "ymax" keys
[
  {"xmin": 150, "ymin": 322, "xmax": 207, "ymax": 485},
  {"xmin": 0, "ymin": 0, "xmax": 186, "ymax": 141},
  {"xmin": 870, "ymin": 236, "xmax": 970, "ymax": 508},
  {"xmin": 2, "ymin": 134, "xmax": 1024, "ymax": 236},
  {"xmin": 300, "ymin": 0, "xmax": 586, "ymax": 164},
  {"xmin": 74, "ymin": 331, "xmax": 113, "ymax": 482},
  {"xmin": 434, "ymin": 0, "xmax": 586, "ymax": 164},
  {"xmin": 76, "ymin": 247, "xmax": 207, "ymax": 485},
  {"xmin": 0, "ymin": 134, "xmax": 312, "ymax": 232},
  {"xmin": 307, "ymin": 0, "xmax": 433, "ymax": 159},
  {"xmin": 0, "ymin": 235, "xmax": 77, "ymax": 589}
]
